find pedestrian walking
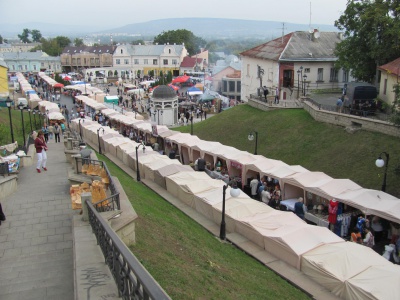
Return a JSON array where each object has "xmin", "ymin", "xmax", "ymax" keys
[
  {"xmin": 54, "ymin": 123, "xmax": 61, "ymax": 143},
  {"xmin": 34, "ymin": 130, "xmax": 48, "ymax": 173}
]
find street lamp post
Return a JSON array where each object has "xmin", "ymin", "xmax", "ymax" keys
[
  {"xmin": 78, "ymin": 118, "xmax": 85, "ymax": 141},
  {"xmin": 5, "ymin": 97, "xmax": 15, "ymax": 143},
  {"xmin": 97, "ymin": 127, "xmax": 105, "ymax": 154},
  {"xmin": 248, "ymin": 131, "xmax": 258, "ymax": 155},
  {"xmin": 220, "ymin": 180, "xmax": 241, "ymax": 240},
  {"xmin": 190, "ymin": 114, "xmax": 193, "ymax": 135},
  {"xmin": 18, "ymin": 104, "xmax": 26, "ymax": 148},
  {"xmin": 27, "ymin": 108, "xmax": 33, "ymax": 133},
  {"xmin": 375, "ymin": 152, "xmax": 390, "ymax": 192},
  {"xmin": 299, "ymin": 66, "xmax": 303, "ymax": 95},
  {"xmin": 135, "ymin": 142, "xmax": 146, "ymax": 181},
  {"xmin": 303, "ymin": 74, "xmax": 308, "ymax": 97},
  {"xmin": 297, "ymin": 69, "xmax": 301, "ymax": 98},
  {"xmin": 33, "ymin": 110, "xmax": 37, "ymax": 130}
]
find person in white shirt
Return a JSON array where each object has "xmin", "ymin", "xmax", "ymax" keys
[
  {"xmin": 261, "ymin": 186, "xmax": 271, "ymax": 204},
  {"xmin": 250, "ymin": 177, "xmax": 259, "ymax": 200}
]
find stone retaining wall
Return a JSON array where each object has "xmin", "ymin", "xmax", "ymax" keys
[{"xmin": 303, "ymin": 101, "xmax": 400, "ymax": 137}]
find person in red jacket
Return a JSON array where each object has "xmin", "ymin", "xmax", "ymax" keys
[{"xmin": 34, "ymin": 130, "xmax": 48, "ymax": 173}]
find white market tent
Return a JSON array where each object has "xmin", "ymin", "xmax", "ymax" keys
[
  {"xmin": 301, "ymin": 242, "xmax": 392, "ymax": 299},
  {"xmin": 142, "ymin": 158, "xmax": 182, "ymax": 182},
  {"xmin": 154, "ymin": 165, "xmax": 194, "ymax": 189},
  {"xmin": 336, "ymin": 188, "xmax": 400, "ymax": 224},
  {"xmin": 234, "ymin": 210, "xmax": 305, "ymax": 249},
  {"xmin": 165, "ymin": 172, "xmax": 226, "ymax": 208},
  {"xmin": 211, "ymin": 196, "xmax": 273, "ymax": 233},
  {"xmin": 263, "ymin": 225, "xmax": 344, "ymax": 270},
  {"xmin": 344, "ymin": 264, "xmax": 400, "ymax": 300}
]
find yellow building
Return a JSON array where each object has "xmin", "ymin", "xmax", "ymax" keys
[
  {"xmin": 0, "ymin": 58, "xmax": 9, "ymax": 97},
  {"xmin": 378, "ymin": 57, "xmax": 400, "ymax": 106}
]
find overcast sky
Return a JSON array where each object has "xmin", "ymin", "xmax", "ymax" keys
[{"xmin": 0, "ymin": 0, "xmax": 348, "ymax": 27}]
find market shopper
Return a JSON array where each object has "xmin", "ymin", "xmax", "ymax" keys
[
  {"xmin": 34, "ymin": 130, "xmax": 48, "ymax": 173},
  {"xmin": 54, "ymin": 123, "xmax": 61, "ymax": 143}
]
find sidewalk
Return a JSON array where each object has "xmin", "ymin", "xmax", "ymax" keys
[{"xmin": 0, "ymin": 139, "xmax": 74, "ymax": 300}]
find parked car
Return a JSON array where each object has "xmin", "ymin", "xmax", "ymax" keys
[{"xmin": 343, "ymin": 82, "xmax": 378, "ymax": 115}]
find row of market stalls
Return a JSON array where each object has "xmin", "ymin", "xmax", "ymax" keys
[
  {"xmin": 71, "ymin": 116, "xmax": 400, "ymax": 299},
  {"xmin": 14, "ymin": 72, "xmax": 66, "ymax": 124}
]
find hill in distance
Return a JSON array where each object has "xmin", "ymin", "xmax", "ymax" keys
[{"xmin": 1, "ymin": 18, "xmax": 337, "ymax": 40}]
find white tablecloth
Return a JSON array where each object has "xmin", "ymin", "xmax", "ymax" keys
[{"xmin": 280, "ymin": 198, "xmax": 298, "ymax": 211}]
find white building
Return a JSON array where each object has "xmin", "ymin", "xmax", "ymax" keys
[
  {"xmin": 113, "ymin": 43, "xmax": 188, "ymax": 78},
  {"xmin": 240, "ymin": 30, "xmax": 355, "ymax": 101}
]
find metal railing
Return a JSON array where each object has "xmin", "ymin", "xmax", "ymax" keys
[
  {"xmin": 86, "ymin": 200, "xmax": 171, "ymax": 300},
  {"xmin": 75, "ymin": 157, "xmax": 120, "ymax": 211}
]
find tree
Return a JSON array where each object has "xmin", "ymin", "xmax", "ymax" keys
[
  {"xmin": 74, "ymin": 38, "xmax": 84, "ymax": 47},
  {"xmin": 18, "ymin": 28, "xmax": 31, "ymax": 43},
  {"xmin": 334, "ymin": 0, "xmax": 400, "ymax": 83},
  {"xmin": 31, "ymin": 29, "xmax": 42, "ymax": 42},
  {"xmin": 54, "ymin": 36, "xmax": 71, "ymax": 49},
  {"xmin": 390, "ymin": 84, "xmax": 400, "ymax": 125},
  {"xmin": 154, "ymin": 29, "xmax": 206, "ymax": 55},
  {"xmin": 0, "ymin": 35, "xmax": 3, "ymax": 44}
]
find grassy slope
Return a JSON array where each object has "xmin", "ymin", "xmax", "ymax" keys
[
  {"xmin": 100, "ymin": 154, "xmax": 309, "ymax": 300},
  {"xmin": 177, "ymin": 105, "xmax": 400, "ymax": 197}
]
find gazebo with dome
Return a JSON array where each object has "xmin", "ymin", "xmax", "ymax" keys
[{"xmin": 150, "ymin": 85, "xmax": 179, "ymax": 126}]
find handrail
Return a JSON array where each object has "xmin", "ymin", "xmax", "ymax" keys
[{"xmin": 86, "ymin": 200, "xmax": 171, "ymax": 300}]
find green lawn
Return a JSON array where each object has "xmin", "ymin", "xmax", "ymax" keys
[{"xmin": 177, "ymin": 105, "xmax": 400, "ymax": 197}]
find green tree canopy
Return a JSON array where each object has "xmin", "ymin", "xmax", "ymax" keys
[
  {"xmin": 334, "ymin": 0, "xmax": 400, "ymax": 83},
  {"xmin": 18, "ymin": 28, "xmax": 31, "ymax": 43},
  {"xmin": 31, "ymin": 29, "xmax": 42, "ymax": 42},
  {"xmin": 153, "ymin": 29, "xmax": 206, "ymax": 55},
  {"xmin": 29, "ymin": 36, "xmax": 71, "ymax": 56},
  {"xmin": 74, "ymin": 38, "xmax": 84, "ymax": 46},
  {"xmin": 0, "ymin": 35, "xmax": 3, "ymax": 44}
]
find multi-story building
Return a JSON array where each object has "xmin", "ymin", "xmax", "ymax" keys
[
  {"xmin": 0, "ymin": 58, "xmax": 8, "ymax": 97},
  {"xmin": 378, "ymin": 57, "xmax": 400, "ymax": 106},
  {"xmin": 0, "ymin": 42, "xmax": 41, "ymax": 53},
  {"xmin": 240, "ymin": 30, "xmax": 355, "ymax": 101},
  {"xmin": 0, "ymin": 51, "xmax": 61, "ymax": 74},
  {"xmin": 113, "ymin": 43, "xmax": 188, "ymax": 78},
  {"xmin": 60, "ymin": 46, "xmax": 115, "ymax": 73}
]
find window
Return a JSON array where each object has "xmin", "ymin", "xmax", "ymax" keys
[
  {"xmin": 384, "ymin": 79, "xmax": 387, "ymax": 95},
  {"xmin": 95, "ymin": 58, "xmax": 99, "ymax": 64},
  {"xmin": 72, "ymin": 58, "xmax": 76, "ymax": 64},
  {"xmin": 24, "ymin": 65, "xmax": 28, "ymax": 70},
  {"xmin": 304, "ymin": 68, "xmax": 310, "ymax": 73},
  {"xmin": 163, "ymin": 59, "xmax": 168, "ymax": 65},
  {"xmin": 84, "ymin": 58, "xmax": 87, "ymax": 64},
  {"xmin": 153, "ymin": 59, "xmax": 158, "ymax": 65},
  {"xmin": 125, "ymin": 59, "xmax": 129, "ymax": 64},
  {"xmin": 317, "ymin": 68, "xmax": 324, "ymax": 81},
  {"xmin": 90, "ymin": 58, "xmax": 94, "ymax": 64},
  {"xmin": 144, "ymin": 59, "xmax": 148, "ymax": 65},
  {"xmin": 237, "ymin": 81, "xmax": 241, "ymax": 92},
  {"xmin": 342, "ymin": 69, "xmax": 349, "ymax": 82},
  {"xmin": 33, "ymin": 65, "xmax": 37, "ymax": 70},
  {"xmin": 229, "ymin": 81, "xmax": 235, "ymax": 92},
  {"xmin": 120, "ymin": 49, "xmax": 123, "ymax": 54},
  {"xmin": 169, "ymin": 49, "xmax": 171, "ymax": 54},
  {"xmin": 77, "ymin": 58, "xmax": 81, "ymax": 64},
  {"xmin": 134, "ymin": 59, "xmax": 139, "ymax": 64},
  {"xmin": 172, "ymin": 59, "xmax": 177, "ymax": 65},
  {"xmin": 65, "ymin": 58, "xmax": 69, "ymax": 64},
  {"xmin": 18, "ymin": 65, "xmax": 22, "ymax": 70},
  {"xmin": 12, "ymin": 65, "xmax": 15, "ymax": 70},
  {"xmin": 330, "ymin": 68, "xmax": 338, "ymax": 82},
  {"xmin": 116, "ymin": 59, "xmax": 120, "ymax": 65},
  {"xmin": 41, "ymin": 62, "xmax": 44, "ymax": 67}
]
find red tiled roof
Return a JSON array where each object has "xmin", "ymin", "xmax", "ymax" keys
[
  {"xmin": 180, "ymin": 56, "xmax": 203, "ymax": 68},
  {"xmin": 378, "ymin": 57, "xmax": 400, "ymax": 76}
]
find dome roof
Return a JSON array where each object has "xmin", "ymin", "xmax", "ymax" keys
[{"xmin": 152, "ymin": 85, "xmax": 176, "ymax": 99}]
